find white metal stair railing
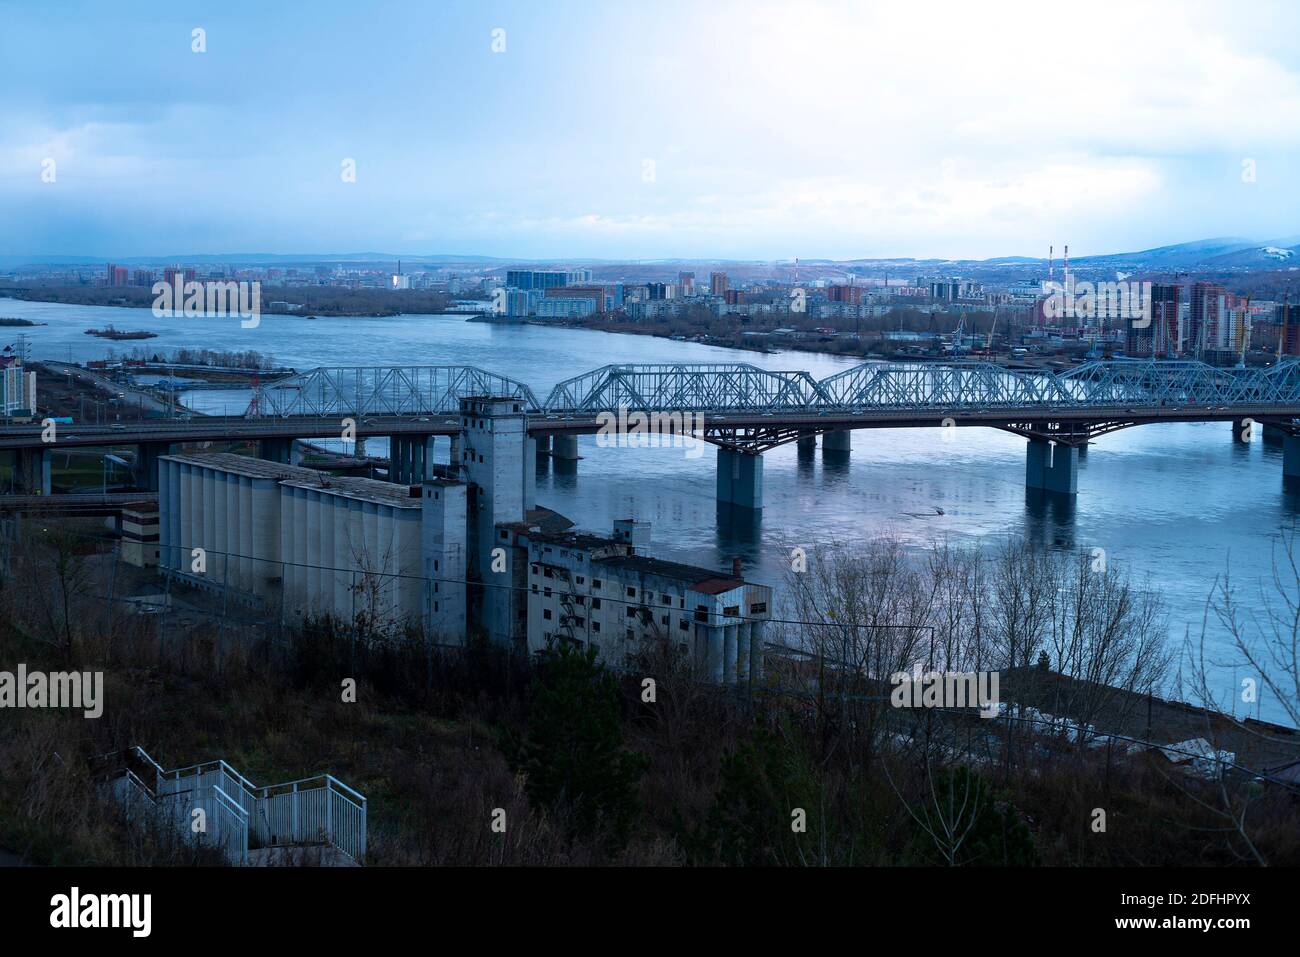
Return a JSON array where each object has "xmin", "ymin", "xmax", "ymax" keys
[
  {"xmin": 100, "ymin": 765, "xmax": 250, "ymax": 865},
  {"xmin": 105, "ymin": 746, "xmax": 366, "ymax": 865}
]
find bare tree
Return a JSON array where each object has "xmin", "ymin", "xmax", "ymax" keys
[{"xmin": 1044, "ymin": 549, "xmax": 1171, "ymax": 736}]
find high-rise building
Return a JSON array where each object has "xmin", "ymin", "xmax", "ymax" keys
[
  {"xmin": 1189, "ymin": 281, "xmax": 1227, "ymax": 358},
  {"xmin": 678, "ymin": 271, "xmax": 695, "ymax": 295},
  {"xmin": 0, "ymin": 346, "xmax": 34, "ymax": 416},
  {"xmin": 105, "ymin": 263, "xmax": 128, "ymax": 287},
  {"xmin": 506, "ymin": 270, "xmax": 567, "ymax": 291},
  {"xmin": 1143, "ymin": 283, "xmax": 1181, "ymax": 357},
  {"xmin": 827, "ymin": 284, "xmax": 863, "ymax": 305},
  {"xmin": 710, "ymin": 271, "xmax": 728, "ymax": 296},
  {"xmin": 1277, "ymin": 301, "xmax": 1300, "ymax": 357}
]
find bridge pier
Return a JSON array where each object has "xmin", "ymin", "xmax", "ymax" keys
[
  {"xmin": 1026, "ymin": 437, "xmax": 1078, "ymax": 495},
  {"xmin": 552, "ymin": 434, "xmax": 580, "ymax": 461},
  {"xmin": 716, "ymin": 448, "xmax": 763, "ymax": 510},
  {"xmin": 260, "ymin": 437, "xmax": 301, "ymax": 465},
  {"xmin": 13, "ymin": 447, "xmax": 51, "ymax": 495},
  {"xmin": 1284, "ymin": 435, "xmax": 1300, "ymax": 484},
  {"xmin": 133, "ymin": 441, "xmax": 171, "ymax": 491},
  {"xmin": 1263, "ymin": 423, "xmax": 1285, "ymax": 447},
  {"xmin": 1233, "ymin": 418, "xmax": 1256, "ymax": 444},
  {"xmin": 535, "ymin": 433, "xmax": 551, "ymax": 455},
  {"xmin": 796, "ymin": 430, "xmax": 817, "ymax": 452},
  {"xmin": 388, "ymin": 435, "xmax": 429, "ymax": 484},
  {"xmin": 823, "ymin": 430, "xmax": 851, "ymax": 454}
]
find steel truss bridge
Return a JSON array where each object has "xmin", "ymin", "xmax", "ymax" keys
[{"xmin": 245, "ymin": 359, "xmax": 1300, "ymax": 452}]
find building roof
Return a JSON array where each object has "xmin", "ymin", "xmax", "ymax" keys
[
  {"xmin": 596, "ymin": 554, "xmax": 746, "ymax": 593},
  {"xmin": 162, "ymin": 451, "xmax": 421, "ymax": 508},
  {"xmin": 279, "ymin": 475, "xmax": 421, "ymax": 508},
  {"xmin": 160, "ymin": 451, "xmax": 317, "ymax": 480}
]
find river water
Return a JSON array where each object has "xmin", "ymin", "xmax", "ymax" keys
[{"xmin": 4, "ymin": 297, "xmax": 1296, "ymax": 724}]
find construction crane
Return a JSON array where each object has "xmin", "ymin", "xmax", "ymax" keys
[{"xmin": 948, "ymin": 313, "xmax": 967, "ymax": 356}]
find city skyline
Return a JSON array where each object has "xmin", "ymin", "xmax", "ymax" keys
[{"xmin": 4, "ymin": 0, "xmax": 1300, "ymax": 260}]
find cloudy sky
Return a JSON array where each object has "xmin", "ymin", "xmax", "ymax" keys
[{"xmin": 3, "ymin": 0, "xmax": 1299, "ymax": 260}]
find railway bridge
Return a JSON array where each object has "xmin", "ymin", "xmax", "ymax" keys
[{"xmin": 4, "ymin": 359, "xmax": 1300, "ymax": 510}]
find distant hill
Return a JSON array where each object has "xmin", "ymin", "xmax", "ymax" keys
[{"xmin": 5, "ymin": 237, "xmax": 1300, "ymax": 274}]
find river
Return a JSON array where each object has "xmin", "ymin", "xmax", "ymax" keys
[{"xmin": 3, "ymin": 297, "xmax": 1296, "ymax": 725}]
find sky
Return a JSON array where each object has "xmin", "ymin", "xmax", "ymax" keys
[{"xmin": 3, "ymin": 0, "xmax": 1300, "ymax": 261}]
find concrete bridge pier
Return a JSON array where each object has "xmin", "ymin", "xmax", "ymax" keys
[
  {"xmin": 1284, "ymin": 435, "xmax": 1300, "ymax": 485},
  {"xmin": 13, "ymin": 447, "xmax": 51, "ymax": 495},
  {"xmin": 1233, "ymin": 418, "xmax": 1257, "ymax": 444},
  {"xmin": 260, "ymin": 437, "xmax": 301, "ymax": 465},
  {"xmin": 535, "ymin": 433, "xmax": 552, "ymax": 455},
  {"xmin": 425, "ymin": 435, "xmax": 438, "ymax": 479},
  {"xmin": 823, "ymin": 430, "xmax": 852, "ymax": 454},
  {"xmin": 388, "ymin": 435, "xmax": 407, "ymax": 482},
  {"xmin": 133, "ymin": 441, "xmax": 171, "ymax": 491},
  {"xmin": 552, "ymin": 434, "xmax": 580, "ymax": 461},
  {"xmin": 389, "ymin": 435, "xmax": 429, "ymax": 484},
  {"xmin": 1026, "ymin": 437, "xmax": 1078, "ymax": 495},
  {"xmin": 796, "ymin": 430, "xmax": 817, "ymax": 452},
  {"xmin": 716, "ymin": 448, "xmax": 763, "ymax": 510}
]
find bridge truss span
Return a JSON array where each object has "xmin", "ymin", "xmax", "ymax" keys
[
  {"xmin": 818, "ymin": 361, "xmax": 1072, "ymax": 410},
  {"xmin": 251, "ymin": 366, "xmax": 540, "ymax": 417},
  {"xmin": 541, "ymin": 363, "xmax": 828, "ymax": 415}
]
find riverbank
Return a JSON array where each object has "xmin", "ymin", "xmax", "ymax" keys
[{"xmin": 2, "ymin": 285, "xmax": 454, "ymax": 318}]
